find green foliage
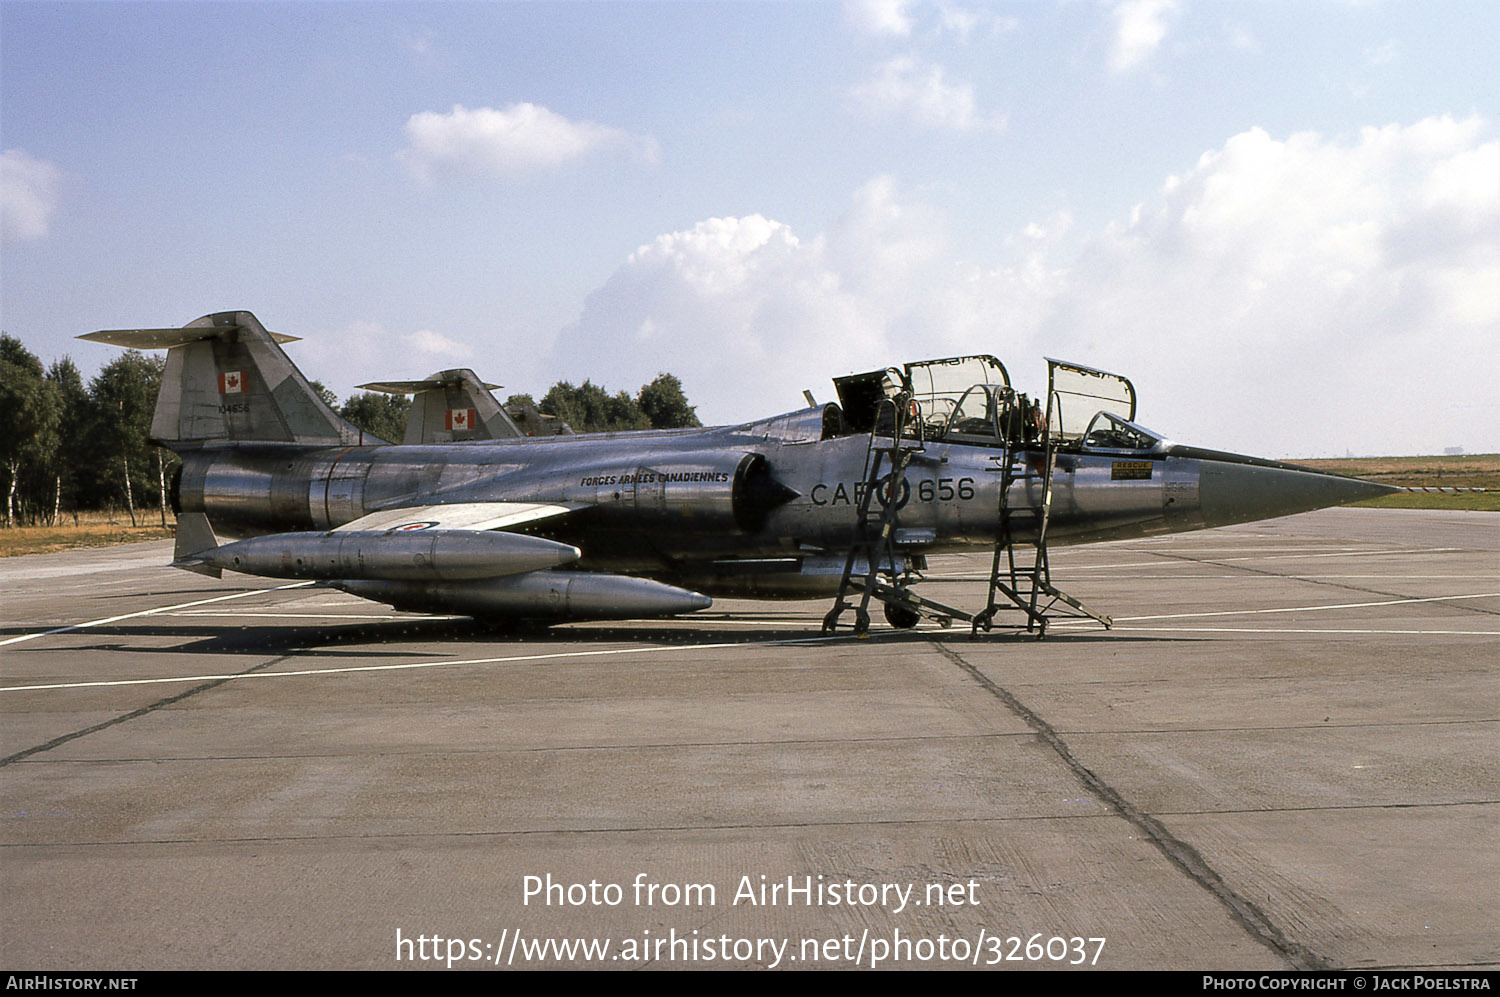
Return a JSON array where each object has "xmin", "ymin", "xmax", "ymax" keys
[
  {"xmin": 503, "ymin": 392, "xmax": 537, "ymax": 410},
  {"xmin": 1, "ymin": 335, "xmax": 61, "ymax": 525},
  {"xmin": 1, "ymin": 334, "xmax": 45, "ymax": 376},
  {"xmin": 308, "ymin": 379, "xmax": 340, "ymax": 410},
  {"xmin": 540, "ymin": 380, "xmax": 651, "ymax": 433},
  {"xmin": 86, "ymin": 351, "xmax": 166, "ymax": 524},
  {"xmin": 637, "ymin": 373, "xmax": 701, "ymax": 429},
  {"xmin": 340, "ymin": 392, "xmax": 411, "ymax": 444},
  {"xmin": 46, "ymin": 357, "xmax": 92, "ymax": 518},
  {"xmin": 536, "ymin": 375, "xmax": 702, "ymax": 432}
]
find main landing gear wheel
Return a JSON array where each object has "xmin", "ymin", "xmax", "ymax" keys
[{"xmin": 883, "ymin": 602, "xmax": 921, "ymax": 630}]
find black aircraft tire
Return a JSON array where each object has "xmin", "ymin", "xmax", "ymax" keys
[{"xmin": 883, "ymin": 602, "xmax": 921, "ymax": 629}]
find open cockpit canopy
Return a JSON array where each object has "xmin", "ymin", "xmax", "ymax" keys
[
  {"xmin": 829, "ymin": 354, "xmax": 1147, "ymax": 451},
  {"xmin": 1045, "ymin": 359, "xmax": 1135, "ymax": 443},
  {"xmin": 834, "ymin": 356, "xmax": 1012, "ymax": 436},
  {"xmin": 903, "ymin": 355, "xmax": 1010, "ymax": 430}
]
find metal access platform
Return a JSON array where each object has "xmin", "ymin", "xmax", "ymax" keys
[{"xmin": 822, "ymin": 356, "xmax": 1117, "ymax": 638}]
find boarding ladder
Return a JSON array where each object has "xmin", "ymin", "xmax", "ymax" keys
[
  {"xmin": 822, "ymin": 394, "xmax": 971, "ymax": 635},
  {"xmin": 971, "ymin": 393, "xmax": 1111, "ymax": 639}
]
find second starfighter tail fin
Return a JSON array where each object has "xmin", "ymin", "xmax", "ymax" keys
[
  {"xmin": 80, "ymin": 311, "xmax": 373, "ymax": 447},
  {"xmin": 504, "ymin": 396, "xmax": 574, "ymax": 437},
  {"xmin": 359, "ymin": 369, "xmax": 525, "ymax": 444}
]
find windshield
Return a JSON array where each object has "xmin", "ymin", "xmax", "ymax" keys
[
  {"xmin": 945, "ymin": 384, "xmax": 1000, "ymax": 438},
  {"xmin": 1081, "ymin": 411, "xmax": 1163, "ymax": 451}
]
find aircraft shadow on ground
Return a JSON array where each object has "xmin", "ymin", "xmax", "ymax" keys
[
  {"xmin": 4, "ymin": 617, "xmax": 1164, "ymax": 658},
  {"xmin": 93, "ymin": 586, "xmax": 279, "ymax": 601}
]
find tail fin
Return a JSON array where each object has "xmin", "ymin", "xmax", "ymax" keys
[
  {"xmin": 80, "ymin": 310, "xmax": 371, "ymax": 446},
  {"xmin": 505, "ymin": 396, "xmax": 574, "ymax": 437},
  {"xmin": 359, "ymin": 369, "xmax": 527, "ymax": 444}
]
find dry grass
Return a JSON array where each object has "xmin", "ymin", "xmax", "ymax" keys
[
  {"xmin": 0, "ymin": 511, "xmax": 176, "ymax": 557},
  {"xmin": 1296, "ymin": 453, "xmax": 1500, "ymax": 488},
  {"xmin": 1295, "ymin": 453, "xmax": 1500, "ymax": 511}
]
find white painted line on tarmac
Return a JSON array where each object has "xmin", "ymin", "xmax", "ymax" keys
[
  {"xmin": 0, "ymin": 582, "xmax": 316, "ymax": 649},
  {"xmin": 938, "ymin": 574, "xmax": 1492, "ymax": 582},
  {"xmin": 925, "ymin": 549, "xmax": 1455, "ymax": 576},
  {"xmin": 0, "ymin": 634, "xmax": 851, "ymax": 694},
  {"xmin": 166, "ymin": 610, "xmax": 819, "ymax": 629},
  {"xmin": 1104, "ymin": 626, "xmax": 1498, "ymax": 636},
  {"xmin": 1245, "ymin": 575, "xmax": 1486, "ymax": 581},
  {"xmin": 652, "ymin": 616, "xmax": 836, "ymax": 626},
  {"xmin": 1052, "ymin": 591, "xmax": 1500, "ymax": 626},
  {"xmin": 1077, "ymin": 548, "xmax": 1460, "ymax": 570},
  {"xmin": 167, "ymin": 611, "xmax": 461, "ymax": 621},
  {"xmin": 1226, "ymin": 548, "xmax": 1464, "ymax": 562}
]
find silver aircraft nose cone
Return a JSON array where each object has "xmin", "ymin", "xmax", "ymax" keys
[{"xmin": 1196, "ymin": 456, "xmax": 1398, "ymax": 529}]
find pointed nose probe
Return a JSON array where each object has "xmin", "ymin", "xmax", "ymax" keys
[{"xmin": 1175, "ymin": 447, "xmax": 1400, "ymax": 529}]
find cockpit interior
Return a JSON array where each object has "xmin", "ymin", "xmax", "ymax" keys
[{"xmin": 826, "ymin": 355, "xmax": 1162, "ymax": 454}]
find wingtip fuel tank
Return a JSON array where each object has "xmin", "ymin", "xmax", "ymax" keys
[{"xmin": 187, "ymin": 530, "xmax": 581, "ymax": 581}]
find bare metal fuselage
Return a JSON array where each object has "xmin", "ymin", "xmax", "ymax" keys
[
  {"xmin": 83, "ymin": 313, "xmax": 1394, "ymax": 625},
  {"xmin": 175, "ymin": 415, "xmax": 1361, "ymax": 600}
]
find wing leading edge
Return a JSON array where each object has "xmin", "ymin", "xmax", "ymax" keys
[{"xmin": 330, "ymin": 501, "xmax": 583, "ymax": 534}]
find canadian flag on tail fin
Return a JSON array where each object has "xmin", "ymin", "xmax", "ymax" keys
[
  {"xmin": 218, "ymin": 370, "xmax": 248, "ymax": 394},
  {"xmin": 446, "ymin": 408, "xmax": 476, "ymax": 431}
]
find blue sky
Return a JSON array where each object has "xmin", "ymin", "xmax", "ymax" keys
[{"xmin": 3, "ymin": 1, "xmax": 1496, "ymax": 456}]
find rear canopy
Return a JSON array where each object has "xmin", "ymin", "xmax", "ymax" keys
[{"xmin": 1046, "ymin": 359, "xmax": 1136, "ymax": 443}]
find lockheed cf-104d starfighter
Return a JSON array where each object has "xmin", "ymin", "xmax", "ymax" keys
[{"xmin": 81, "ymin": 311, "xmax": 1394, "ymax": 635}]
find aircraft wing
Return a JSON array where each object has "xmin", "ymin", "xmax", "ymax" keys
[
  {"xmin": 178, "ymin": 501, "xmax": 589, "ymax": 584},
  {"xmin": 330, "ymin": 501, "xmax": 585, "ymax": 533},
  {"xmin": 178, "ymin": 498, "xmax": 715, "ymax": 617}
]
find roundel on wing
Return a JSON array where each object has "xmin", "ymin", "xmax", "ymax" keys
[{"xmin": 386, "ymin": 521, "xmax": 440, "ymax": 532}]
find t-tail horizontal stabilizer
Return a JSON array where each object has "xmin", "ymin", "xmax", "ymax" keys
[{"xmin": 81, "ymin": 311, "xmax": 373, "ymax": 446}]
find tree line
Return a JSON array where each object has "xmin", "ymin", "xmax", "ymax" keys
[{"xmin": 1, "ymin": 333, "xmax": 701, "ymax": 528}]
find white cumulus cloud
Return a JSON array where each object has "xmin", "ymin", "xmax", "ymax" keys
[
  {"xmin": 1044, "ymin": 115, "xmax": 1499, "ymax": 454},
  {"xmin": 1108, "ymin": 0, "xmax": 1178, "ymax": 73},
  {"xmin": 844, "ymin": 0, "xmax": 916, "ymax": 37},
  {"xmin": 850, "ymin": 55, "xmax": 1006, "ymax": 132},
  {"xmin": 844, "ymin": 0, "xmax": 1016, "ymax": 41},
  {"xmin": 403, "ymin": 328, "xmax": 472, "ymax": 360},
  {"xmin": 1, "ymin": 149, "xmax": 61, "ymax": 242},
  {"xmin": 549, "ymin": 177, "xmax": 1040, "ymax": 421},
  {"xmin": 294, "ymin": 320, "xmax": 479, "ymax": 398},
  {"xmin": 398, "ymin": 103, "xmax": 658, "ymax": 182},
  {"xmin": 937, "ymin": 4, "xmax": 1019, "ymax": 42},
  {"xmin": 550, "ymin": 117, "xmax": 1498, "ymax": 457}
]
